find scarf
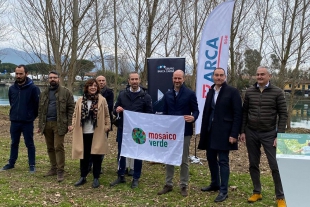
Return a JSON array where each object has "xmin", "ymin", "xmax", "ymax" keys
[{"xmin": 81, "ymin": 93, "xmax": 99, "ymax": 129}]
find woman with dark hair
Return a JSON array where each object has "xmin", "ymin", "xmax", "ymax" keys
[{"xmin": 69, "ymin": 79, "xmax": 110, "ymax": 188}]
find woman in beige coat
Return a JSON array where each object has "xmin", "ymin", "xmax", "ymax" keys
[{"xmin": 69, "ymin": 79, "xmax": 110, "ymax": 188}]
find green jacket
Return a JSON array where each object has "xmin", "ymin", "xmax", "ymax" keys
[{"xmin": 38, "ymin": 85, "xmax": 75, "ymax": 136}]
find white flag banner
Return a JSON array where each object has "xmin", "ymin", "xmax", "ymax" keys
[
  {"xmin": 195, "ymin": 0, "xmax": 235, "ymax": 134},
  {"xmin": 121, "ymin": 110, "xmax": 185, "ymax": 166}
]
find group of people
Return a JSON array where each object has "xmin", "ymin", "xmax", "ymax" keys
[{"xmin": 0, "ymin": 65, "xmax": 287, "ymax": 207}]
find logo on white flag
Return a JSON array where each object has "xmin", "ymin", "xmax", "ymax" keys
[
  {"xmin": 132, "ymin": 128, "xmax": 146, "ymax": 144},
  {"xmin": 121, "ymin": 110, "xmax": 185, "ymax": 166}
]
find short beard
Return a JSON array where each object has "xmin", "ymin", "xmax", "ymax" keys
[
  {"xmin": 16, "ymin": 77, "xmax": 26, "ymax": 84},
  {"xmin": 50, "ymin": 81, "xmax": 58, "ymax": 87}
]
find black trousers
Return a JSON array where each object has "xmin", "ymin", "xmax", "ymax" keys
[
  {"xmin": 245, "ymin": 127, "xmax": 284, "ymax": 199},
  {"xmin": 80, "ymin": 133, "xmax": 102, "ymax": 179}
]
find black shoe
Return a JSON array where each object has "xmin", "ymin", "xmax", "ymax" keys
[
  {"xmin": 1, "ymin": 164, "xmax": 14, "ymax": 171},
  {"xmin": 92, "ymin": 178, "xmax": 100, "ymax": 188},
  {"xmin": 131, "ymin": 179, "xmax": 139, "ymax": 188},
  {"xmin": 128, "ymin": 169, "xmax": 134, "ymax": 176},
  {"xmin": 214, "ymin": 192, "xmax": 228, "ymax": 202},
  {"xmin": 201, "ymin": 185, "xmax": 220, "ymax": 192},
  {"xmin": 74, "ymin": 177, "xmax": 86, "ymax": 186},
  {"xmin": 110, "ymin": 176, "xmax": 126, "ymax": 187}
]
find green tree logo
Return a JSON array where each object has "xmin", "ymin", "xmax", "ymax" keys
[{"xmin": 132, "ymin": 128, "xmax": 146, "ymax": 144}]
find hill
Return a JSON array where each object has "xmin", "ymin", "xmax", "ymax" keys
[{"xmin": 0, "ymin": 48, "xmax": 49, "ymax": 65}]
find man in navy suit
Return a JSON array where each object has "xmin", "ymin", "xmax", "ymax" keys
[
  {"xmin": 198, "ymin": 68, "xmax": 242, "ymax": 202},
  {"xmin": 157, "ymin": 69, "xmax": 199, "ymax": 197}
]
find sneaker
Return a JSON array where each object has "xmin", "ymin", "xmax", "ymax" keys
[
  {"xmin": 57, "ymin": 171, "xmax": 64, "ymax": 182},
  {"xmin": 180, "ymin": 187, "xmax": 188, "ymax": 197},
  {"xmin": 157, "ymin": 185, "xmax": 173, "ymax": 195},
  {"xmin": 44, "ymin": 168, "xmax": 57, "ymax": 177},
  {"xmin": 110, "ymin": 176, "xmax": 126, "ymax": 187},
  {"xmin": 1, "ymin": 164, "xmax": 14, "ymax": 171},
  {"xmin": 29, "ymin": 166, "xmax": 36, "ymax": 174},
  {"xmin": 248, "ymin": 193, "xmax": 262, "ymax": 202},
  {"xmin": 277, "ymin": 198, "xmax": 286, "ymax": 207}
]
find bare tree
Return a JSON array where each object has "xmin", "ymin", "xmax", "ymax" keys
[
  {"xmin": 11, "ymin": 0, "xmax": 96, "ymax": 90},
  {"xmin": 285, "ymin": 0, "xmax": 310, "ymax": 129},
  {"xmin": 0, "ymin": 0, "xmax": 10, "ymax": 44},
  {"xmin": 266, "ymin": 0, "xmax": 310, "ymax": 89},
  {"xmin": 229, "ymin": 0, "xmax": 255, "ymax": 87}
]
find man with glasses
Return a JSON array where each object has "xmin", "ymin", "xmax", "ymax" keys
[{"xmin": 38, "ymin": 71, "xmax": 75, "ymax": 182}]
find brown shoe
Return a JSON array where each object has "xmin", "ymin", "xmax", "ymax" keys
[
  {"xmin": 57, "ymin": 171, "xmax": 64, "ymax": 182},
  {"xmin": 248, "ymin": 193, "xmax": 262, "ymax": 202},
  {"xmin": 157, "ymin": 185, "xmax": 173, "ymax": 195},
  {"xmin": 44, "ymin": 168, "xmax": 57, "ymax": 177},
  {"xmin": 181, "ymin": 187, "xmax": 188, "ymax": 197}
]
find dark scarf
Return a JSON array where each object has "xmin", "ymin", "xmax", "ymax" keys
[{"xmin": 81, "ymin": 93, "xmax": 99, "ymax": 128}]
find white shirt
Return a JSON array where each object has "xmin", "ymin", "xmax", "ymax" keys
[
  {"xmin": 213, "ymin": 86, "xmax": 222, "ymax": 103},
  {"xmin": 83, "ymin": 100, "xmax": 94, "ymax": 134}
]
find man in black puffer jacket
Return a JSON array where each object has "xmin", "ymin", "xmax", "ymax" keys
[{"xmin": 240, "ymin": 66, "xmax": 287, "ymax": 207}]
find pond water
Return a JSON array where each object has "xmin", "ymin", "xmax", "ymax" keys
[{"xmin": 0, "ymin": 85, "xmax": 309, "ymax": 129}]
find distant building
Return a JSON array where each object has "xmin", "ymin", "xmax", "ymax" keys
[{"xmin": 284, "ymin": 80, "xmax": 310, "ymax": 96}]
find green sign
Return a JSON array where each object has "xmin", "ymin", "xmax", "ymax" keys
[{"xmin": 277, "ymin": 133, "xmax": 310, "ymax": 155}]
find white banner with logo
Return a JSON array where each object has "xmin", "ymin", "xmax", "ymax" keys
[
  {"xmin": 121, "ymin": 110, "xmax": 185, "ymax": 166},
  {"xmin": 195, "ymin": 0, "xmax": 235, "ymax": 134}
]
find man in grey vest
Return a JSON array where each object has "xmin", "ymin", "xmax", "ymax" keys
[{"xmin": 38, "ymin": 71, "xmax": 75, "ymax": 182}]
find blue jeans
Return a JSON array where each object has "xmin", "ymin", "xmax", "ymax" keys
[
  {"xmin": 9, "ymin": 121, "xmax": 35, "ymax": 166},
  {"xmin": 117, "ymin": 127, "xmax": 142, "ymax": 180},
  {"xmin": 207, "ymin": 149, "xmax": 230, "ymax": 194}
]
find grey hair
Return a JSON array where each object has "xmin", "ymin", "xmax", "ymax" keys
[{"xmin": 257, "ymin": 66, "xmax": 271, "ymax": 74}]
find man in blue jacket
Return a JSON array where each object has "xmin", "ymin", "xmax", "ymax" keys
[
  {"xmin": 1, "ymin": 65, "xmax": 40, "ymax": 173},
  {"xmin": 157, "ymin": 69, "xmax": 199, "ymax": 197},
  {"xmin": 198, "ymin": 68, "xmax": 242, "ymax": 202},
  {"xmin": 110, "ymin": 72, "xmax": 153, "ymax": 188}
]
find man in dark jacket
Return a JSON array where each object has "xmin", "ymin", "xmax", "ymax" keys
[
  {"xmin": 110, "ymin": 72, "xmax": 153, "ymax": 188},
  {"xmin": 38, "ymin": 71, "xmax": 75, "ymax": 182},
  {"xmin": 198, "ymin": 68, "xmax": 242, "ymax": 202},
  {"xmin": 240, "ymin": 66, "xmax": 287, "ymax": 207},
  {"xmin": 1, "ymin": 65, "xmax": 40, "ymax": 173},
  {"xmin": 96, "ymin": 75, "xmax": 114, "ymax": 134},
  {"xmin": 157, "ymin": 69, "xmax": 199, "ymax": 197}
]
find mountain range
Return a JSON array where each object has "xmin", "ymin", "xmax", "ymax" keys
[{"xmin": 0, "ymin": 48, "xmax": 48, "ymax": 65}]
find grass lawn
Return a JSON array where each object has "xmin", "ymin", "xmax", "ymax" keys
[{"xmin": 0, "ymin": 105, "xmax": 278, "ymax": 207}]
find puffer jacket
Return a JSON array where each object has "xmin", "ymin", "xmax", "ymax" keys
[
  {"xmin": 241, "ymin": 83, "xmax": 288, "ymax": 133},
  {"xmin": 38, "ymin": 85, "xmax": 75, "ymax": 136}
]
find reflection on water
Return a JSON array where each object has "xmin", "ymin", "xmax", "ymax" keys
[
  {"xmin": 0, "ymin": 85, "xmax": 83, "ymax": 105},
  {"xmin": 291, "ymin": 103, "xmax": 310, "ymax": 129}
]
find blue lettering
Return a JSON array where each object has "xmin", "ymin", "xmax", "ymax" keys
[
  {"xmin": 204, "ymin": 71, "xmax": 213, "ymax": 82},
  {"xmin": 205, "ymin": 50, "xmax": 218, "ymax": 59},
  {"xmin": 204, "ymin": 61, "xmax": 217, "ymax": 70},
  {"xmin": 206, "ymin": 38, "xmax": 219, "ymax": 49}
]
